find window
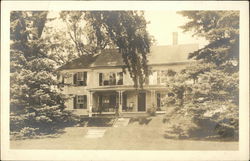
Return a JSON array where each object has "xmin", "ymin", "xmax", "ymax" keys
[
  {"xmin": 149, "ymin": 71, "xmax": 158, "ymax": 85},
  {"xmin": 77, "ymin": 72, "xmax": 84, "ymax": 81},
  {"xmin": 109, "ymin": 72, "xmax": 116, "ymax": 85},
  {"xmin": 149, "ymin": 70, "xmax": 169, "ymax": 85},
  {"xmin": 103, "ymin": 73, "xmax": 110, "ymax": 85},
  {"xmin": 158, "ymin": 70, "xmax": 168, "ymax": 85},
  {"xmin": 74, "ymin": 95, "xmax": 87, "ymax": 109},
  {"xmin": 74, "ymin": 72, "xmax": 87, "ymax": 86},
  {"xmin": 99, "ymin": 72, "xmax": 123, "ymax": 86},
  {"xmin": 156, "ymin": 93, "xmax": 161, "ymax": 108},
  {"xmin": 117, "ymin": 72, "xmax": 123, "ymax": 85},
  {"xmin": 62, "ymin": 76, "xmax": 65, "ymax": 84}
]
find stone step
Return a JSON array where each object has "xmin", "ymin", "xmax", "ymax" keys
[
  {"xmin": 85, "ymin": 128, "xmax": 106, "ymax": 138},
  {"xmin": 113, "ymin": 118, "xmax": 130, "ymax": 127}
]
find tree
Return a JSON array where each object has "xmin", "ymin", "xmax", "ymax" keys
[
  {"xmin": 59, "ymin": 11, "xmax": 153, "ymax": 88},
  {"xmin": 10, "ymin": 11, "xmax": 152, "ymax": 138},
  {"xmin": 179, "ymin": 11, "xmax": 239, "ymax": 72},
  {"xmin": 10, "ymin": 11, "xmax": 77, "ymax": 139},
  {"xmin": 163, "ymin": 11, "xmax": 239, "ymax": 139}
]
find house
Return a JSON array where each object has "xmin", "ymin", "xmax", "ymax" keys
[{"xmin": 58, "ymin": 33, "xmax": 199, "ymax": 116}]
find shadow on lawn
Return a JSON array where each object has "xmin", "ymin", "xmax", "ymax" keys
[
  {"xmin": 10, "ymin": 127, "xmax": 67, "ymax": 140},
  {"xmin": 129, "ymin": 116, "xmax": 152, "ymax": 125},
  {"xmin": 79, "ymin": 117, "xmax": 116, "ymax": 127},
  {"xmin": 163, "ymin": 132, "xmax": 238, "ymax": 142}
]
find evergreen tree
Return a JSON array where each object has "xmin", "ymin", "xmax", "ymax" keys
[
  {"xmin": 10, "ymin": 11, "xmax": 77, "ymax": 139},
  {"xmin": 164, "ymin": 11, "xmax": 239, "ymax": 139},
  {"xmin": 10, "ymin": 11, "xmax": 152, "ymax": 138}
]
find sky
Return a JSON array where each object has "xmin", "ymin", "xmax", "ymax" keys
[
  {"xmin": 47, "ymin": 11, "xmax": 208, "ymax": 48},
  {"xmin": 144, "ymin": 11, "xmax": 208, "ymax": 48}
]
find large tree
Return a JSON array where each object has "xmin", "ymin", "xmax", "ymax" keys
[
  {"xmin": 10, "ymin": 11, "xmax": 78, "ymax": 138},
  {"xmin": 10, "ymin": 11, "xmax": 152, "ymax": 138},
  {"xmin": 58, "ymin": 11, "xmax": 153, "ymax": 88},
  {"xmin": 164, "ymin": 11, "xmax": 239, "ymax": 139},
  {"xmin": 180, "ymin": 11, "xmax": 239, "ymax": 72}
]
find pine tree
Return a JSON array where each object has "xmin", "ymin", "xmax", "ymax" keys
[
  {"xmin": 10, "ymin": 11, "xmax": 77, "ymax": 139},
  {"xmin": 164, "ymin": 11, "xmax": 239, "ymax": 139}
]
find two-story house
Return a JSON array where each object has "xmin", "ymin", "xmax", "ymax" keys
[{"xmin": 58, "ymin": 34, "xmax": 198, "ymax": 117}]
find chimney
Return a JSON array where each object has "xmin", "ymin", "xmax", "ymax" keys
[{"xmin": 172, "ymin": 32, "xmax": 178, "ymax": 45}]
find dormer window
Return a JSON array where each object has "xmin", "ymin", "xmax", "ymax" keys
[{"xmin": 74, "ymin": 72, "xmax": 87, "ymax": 86}]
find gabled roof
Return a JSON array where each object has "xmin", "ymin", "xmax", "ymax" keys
[
  {"xmin": 58, "ymin": 54, "xmax": 98, "ymax": 70},
  {"xmin": 148, "ymin": 44, "xmax": 199, "ymax": 64},
  {"xmin": 90, "ymin": 49, "xmax": 124, "ymax": 67},
  {"xmin": 59, "ymin": 43, "xmax": 199, "ymax": 70}
]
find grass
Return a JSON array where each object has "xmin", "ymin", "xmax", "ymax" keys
[{"xmin": 10, "ymin": 115, "xmax": 238, "ymax": 150}]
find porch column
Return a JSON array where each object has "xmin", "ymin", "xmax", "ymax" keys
[
  {"xmin": 151, "ymin": 90, "xmax": 155, "ymax": 107},
  {"xmin": 88, "ymin": 91, "xmax": 93, "ymax": 117},
  {"xmin": 118, "ymin": 90, "xmax": 123, "ymax": 113}
]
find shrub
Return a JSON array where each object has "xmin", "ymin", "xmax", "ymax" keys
[
  {"xmin": 147, "ymin": 106, "xmax": 156, "ymax": 116},
  {"xmin": 129, "ymin": 116, "xmax": 152, "ymax": 125},
  {"xmin": 162, "ymin": 67, "xmax": 239, "ymax": 140},
  {"xmin": 10, "ymin": 127, "xmax": 39, "ymax": 140},
  {"xmin": 10, "ymin": 107, "xmax": 80, "ymax": 140}
]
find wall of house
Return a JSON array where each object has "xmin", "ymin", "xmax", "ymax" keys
[
  {"xmin": 59, "ymin": 62, "xmax": 192, "ymax": 115},
  {"xmin": 60, "ymin": 62, "xmax": 191, "ymax": 90},
  {"xmin": 150, "ymin": 62, "xmax": 191, "ymax": 72},
  {"xmin": 64, "ymin": 95, "xmax": 89, "ymax": 115}
]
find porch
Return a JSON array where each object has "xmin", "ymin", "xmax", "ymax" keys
[{"xmin": 87, "ymin": 86, "xmax": 167, "ymax": 117}]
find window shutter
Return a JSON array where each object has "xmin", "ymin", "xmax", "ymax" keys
[
  {"xmin": 84, "ymin": 72, "xmax": 87, "ymax": 86},
  {"xmin": 99, "ymin": 73, "xmax": 103, "ymax": 86},
  {"xmin": 73, "ymin": 96, "xmax": 77, "ymax": 109},
  {"xmin": 84, "ymin": 95, "xmax": 87, "ymax": 109},
  {"xmin": 73, "ymin": 73, "xmax": 77, "ymax": 85}
]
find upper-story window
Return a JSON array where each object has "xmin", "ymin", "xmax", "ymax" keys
[
  {"xmin": 149, "ymin": 70, "xmax": 176, "ymax": 85},
  {"xmin": 99, "ymin": 72, "xmax": 123, "ymax": 86},
  {"xmin": 73, "ymin": 72, "xmax": 87, "ymax": 86}
]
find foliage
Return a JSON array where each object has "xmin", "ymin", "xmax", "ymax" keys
[
  {"xmin": 129, "ymin": 116, "xmax": 152, "ymax": 125},
  {"xmin": 10, "ymin": 11, "xmax": 152, "ymax": 138},
  {"xmin": 179, "ymin": 11, "xmax": 239, "ymax": 71},
  {"xmin": 147, "ymin": 107, "xmax": 156, "ymax": 116},
  {"xmin": 10, "ymin": 11, "xmax": 79, "ymax": 139},
  {"xmin": 59, "ymin": 11, "xmax": 153, "ymax": 88},
  {"xmin": 163, "ymin": 11, "xmax": 239, "ymax": 140}
]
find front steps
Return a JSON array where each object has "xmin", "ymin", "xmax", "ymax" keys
[
  {"xmin": 85, "ymin": 128, "xmax": 106, "ymax": 138},
  {"xmin": 113, "ymin": 118, "xmax": 130, "ymax": 127}
]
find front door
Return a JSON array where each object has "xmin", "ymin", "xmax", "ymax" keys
[
  {"xmin": 122, "ymin": 93, "xmax": 127, "ymax": 111},
  {"xmin": 138, "ymin": 92, "xmax": 146, "ymax": 111}
]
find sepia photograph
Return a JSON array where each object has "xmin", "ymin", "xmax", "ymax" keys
[{"xmin": 1, "ymin": 1, "xmax": 249, "ymax": 161}]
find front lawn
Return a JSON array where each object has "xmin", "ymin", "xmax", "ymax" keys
[{"xmin": 10, "ymin": 115, "xmax": 238, "ymax": 150}]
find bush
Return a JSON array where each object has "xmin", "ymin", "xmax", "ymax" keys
[
  {"xmin": 163, "ymin": 102, "xmax": 238, "ymax": 140},
  {"xmin": 147, "ymin": 107, "xmax": 156, "ymax": 116},
  {"xmin": 10, "ymin": 107, "xmax": 80, "ymax": 140},
  {"xmin": 163, "ymin": 106, "xmax": 199, "ymax": 139},
  {"xmin": 10, "ymin": 127, "xmax": 39, "ymax": 140},
  {"xmin": 162, "ymin": 67, "xmax": 239, "ymax": 140},
  {"xmin": 129, "ymin": 116, "xmax": 152, "ymax": 125}
]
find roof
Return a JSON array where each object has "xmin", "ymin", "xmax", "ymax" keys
[
  {"xmin": 58, "ymin": 54, "xmax": 98, "ymax": 70},
  {"xmin": 148, "ymin": 44, "xmax": 198, "ymax": 64},
  {"xmin": 59, "ymin": 43, "xmax": 199, "ymax": 70}
]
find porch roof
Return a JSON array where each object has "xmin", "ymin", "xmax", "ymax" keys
[{"xmin": 88, "ymin": 85, "xmax": 168, "ymax": 92}]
